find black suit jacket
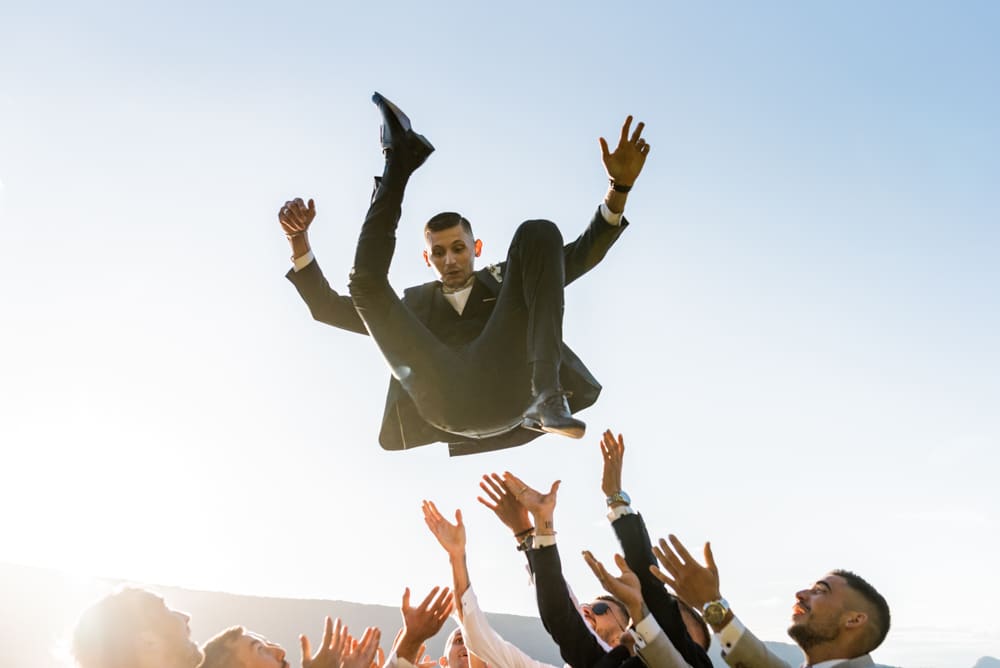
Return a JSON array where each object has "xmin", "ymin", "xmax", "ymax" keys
[
  {"xmin": 613, "ymin": 513, "xmax": 713, "ymax": 668},
  {"xmin": 287, "ymin": 209, "xmax": 627, "ymax": 455}
]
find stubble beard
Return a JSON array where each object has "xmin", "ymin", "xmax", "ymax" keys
[{"xmin": 787, "ymin": 618, "xmax": 840, "ymax": 651}]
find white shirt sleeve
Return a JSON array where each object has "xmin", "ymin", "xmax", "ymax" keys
[
  {"xmin": 599, "ymin": 202, "xmax": 624, "ymax": 226},
  {"xmin": 715, "ymin": 614, "xmax": 746, "ymax": 654},
  {"xmin": 292, "ymin": 250, "xmax": 315, "ymax": 272},
  {"xmin": 531, "ymin": 534, "xmax": 558, "ymax": 548},
  {"xmin": 606, "ymin": 505, "xmax": 636, "ymax": 521},
  {"xmin": 459, "ymin": 587, "xmax": 559, "ymax": 668}
]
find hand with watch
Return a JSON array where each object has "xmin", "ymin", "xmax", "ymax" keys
[
  {"xmin": 649, "ymin": 534, "xmax": 733, "ymax": 631},
  {"xmin": 600, "ymin": 429, "xmax": 632, "ymax": 508}
]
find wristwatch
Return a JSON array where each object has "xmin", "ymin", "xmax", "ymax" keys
[
  {"xmin": 605, "ymin": 490, "xmax": 631, "ymax": 507},
  {"xmin": 702, "ymin": 598, "xmax": 730, "ymax": 626}
]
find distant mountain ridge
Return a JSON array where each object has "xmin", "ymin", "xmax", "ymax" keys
[{"xmin": 0, "ymin": 562, "xmax": 992, "ymax": 668}]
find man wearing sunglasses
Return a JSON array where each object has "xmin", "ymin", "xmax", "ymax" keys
[
  {"xmin": 489, "ymin": 472, "xmax": 701, "ymax": 668},
  {"xmin": 425, "ymin": 495, "xmax": 690, "ymax": 668}
]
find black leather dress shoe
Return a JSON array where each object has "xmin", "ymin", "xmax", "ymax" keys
[
  {"xmin": 521, "ymin": 390, "xmax": 586, "ymax": 439},
  {"xmin": 372, "ymin": 92, "xmax": 435, "ymax": 171}
]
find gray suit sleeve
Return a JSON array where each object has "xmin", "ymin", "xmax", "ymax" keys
[
  {"xmin": 722, "ymin": 624, "xmax": 793, "ymax": 668},
  {"xmin": 636, "ymin": 626, "xmax": 694, "ymax": 668}
]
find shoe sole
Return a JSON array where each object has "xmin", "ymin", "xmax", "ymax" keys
[{"xmin": 521, "ymin": 417, "xmax": 586, "ymax": 439}]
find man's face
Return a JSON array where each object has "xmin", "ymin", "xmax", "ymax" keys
[
  {"xmin": 787, "ymin": 574, "xmax": 852, "ymax": 649},
  {"xmin": 141, "ymin": 595, "xmax": 203, "ymax": 668},
  {"xmin": 581, "ymin": 600, "xmax": 627, "ymax": 647},
  {"xmin": 230, "ymin": 631, "xmax": 289, "ymax": 668},
  {"xmin": 424, "ymin": 224, "xmax": 480, "ymax": 290},
  {"xmin": 446, "ymin": 629, "xmax": 470, "ymax": 668}
]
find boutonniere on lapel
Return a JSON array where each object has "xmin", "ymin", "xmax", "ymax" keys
[{"xmin": 487, "ymin": 263, "xmax": 503, "ymax": 284}]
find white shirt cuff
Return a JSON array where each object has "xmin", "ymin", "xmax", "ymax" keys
[
  {"xmin": 599, "ymin": 202, "xmax": 623, "ymax": 226},
  {"xmin": 292, "ymin": 250, "xmax": 315, "ymax": 272},
  {"xmin": 633, "ymin": 613, "xmax": 663, "ymax": 645},
  {"xmin": 607, "ymin": 505, "xmax": 636, "ymax": 521},
  {"xmin": 716, "ymin": 614, "xmax": 746, "ymax": 653},
  {"xmin": 532, "ymin": 534, "xmax": 557, "ymax": 548}
]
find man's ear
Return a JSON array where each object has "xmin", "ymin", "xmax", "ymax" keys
[
  {"xmin": 474, "ymin": 239, "xmax": 482, "ymax": 257},
  {"xmin": 423, "ymin": 249, "xmax": 431, "ymax": 267},
  {"xmin": 843, "ymin": 611, "xmax": 868, "ymax": 629},
  {"xmin": 136, "ymin": 629, "xmax": 162, "ymax": 657}
]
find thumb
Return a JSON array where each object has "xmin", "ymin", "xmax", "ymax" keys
[
  {"xmin": 599, "ymin": 137, "xmax": 610, "ymax": 160},
  {"xmin": 705, "ymin": 541, "xmax": 718, "ymax": 574},
  {"xmin": 455, "ymin": 508, "xmax": 463, "ymax": 525},
  {"xmin": 308, "ymin": 198, "xmax": 316, "ymax": 214},
  {"xmin": 549, "ymin": 480, "xmax": 561, "ymax": 495}
]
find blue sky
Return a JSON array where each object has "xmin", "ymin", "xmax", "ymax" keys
[{"xmin": 1, "ymin": 3, "xmax": 998, "ymax": 667}]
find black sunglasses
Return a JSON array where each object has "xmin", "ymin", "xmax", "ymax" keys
[{"xmin": 591, "ymin": 602, "xmax": 615, "ymax": 616}]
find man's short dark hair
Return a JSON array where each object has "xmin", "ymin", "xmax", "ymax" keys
[
  {"xmin": 200, "ymin": 626, "xmax": 245, "ymax": 668},
  {"xmin": 832, "ymin": 569, "xmax": 891, "ymax": 652},
  {"xmin": 425, "ymin": 212, "xmax": 474, "ymax": 237}
]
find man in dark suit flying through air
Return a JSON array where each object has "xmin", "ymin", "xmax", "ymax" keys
[{"xmin": 280, "ymin": 93, "xmax": 649, "ymax": 455}]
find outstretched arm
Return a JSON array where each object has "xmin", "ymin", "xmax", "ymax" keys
[
  {"xmin": 602, "ymin": 430, "xmax": 712, "ymax": 668},
  {"xmin": 422, "ymin": 500, "xmax": 471, "ymax": 610},
  {"xmin": 560, "ymin": 116, "xmax": 649, "ymax": 286},
  {"xmin": 281, "ymin": 197, "xmax": 368, "ymax": 334},
  {"xmin": 502, "ymin": 473, "xmax": 610, "ymax": 668}
]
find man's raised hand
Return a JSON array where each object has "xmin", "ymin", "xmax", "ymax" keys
[
  {"xmin": 342, "ymin": 627, "xmax": 381, "ymax": 668},
  {"xmin": 600, "ymin": 429, "xmax": 626, "ymax": 499},
  {"xmin": 583, "ymin": 552, "xmax": 644, "ymax": 621},
  {"xmin": 599, "ymin": 116, "xmax": 650, "ymax": 188},
  {"xmin": 395, "ymin": 586, "xmax": 454, "ymax": 663},
  {"xmin": 279, "ymin": 197, "xmax": 316, "ymax": 239},
  {"xmin": 422, "ymin": 500, "xmax": 466, "ymax": 559},
  {"xmin": 300, "ymin": 616, "xmax": 351, "ymax": 668},
  {"xmin": 477, "ymin": 473, "xmax": 533, "ymax": 536},
  {"xmin": 501, "ymin": 472, "xmax": 560, "ymax": 522},
  {"xmin": 650, "ymin": 535, "xmax": 722, "ymax": 610}
]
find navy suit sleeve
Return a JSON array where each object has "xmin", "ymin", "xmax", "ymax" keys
[
  {"xmin": 285, "ymin": 261, "xmax": 368, "ymax": 335},
  {"xmin": 526, "ymin": 545, "xmax": 608, "ymax": 668},
  {"xmin": 613, "ymin": 513, "xmax": 713, "ymax": 668},
  {"xmin": 562, "ymin": 208, "xmax": 628, "ymax": 286}
]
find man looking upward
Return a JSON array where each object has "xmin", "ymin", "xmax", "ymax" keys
[
  {"xmin": 281, "ymin": 94, "xmax": 649, "ymax": 455},
  {"xmin": 651, "ymin": 536, "xmax": 891, "ymax": 668},
  {"xmin": 70, "ymin": 588, "xmax": 203, "ymax": 668}
]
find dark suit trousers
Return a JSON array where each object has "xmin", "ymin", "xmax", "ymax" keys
[
  {"xmin": 613, "ymin": 513, "xmax": 713, "ymax": 668},
  {"xmin": 347, "ymin": 170, "xmax": 566, "ymax": 438}
]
